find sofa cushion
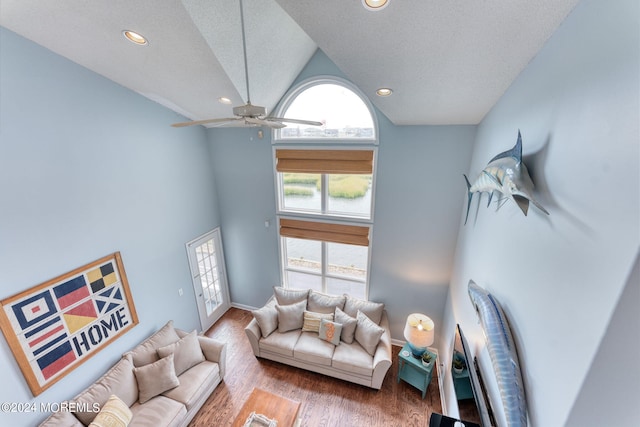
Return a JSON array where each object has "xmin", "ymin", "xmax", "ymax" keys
[
  {"xmin": 318, "ymin": 319, "xmax": 342, "ymax": 345},
  {"xmin": 273, "ymin": 286, "xmax": 310, "ymax": 305},
  {"xmin": 73, "ymin": 354, "xmax": 138, "ymax": 425},
  {"xmin": 133, "ymin": 354, "xmax": 180, "ymax": 404},
  {"xmin": 307, "ymin": 290, "xmax": 346, "ymax": 314},
  {"xmin": 88, "ymin": 394, "xmax": 132, "ymax": 427},
  {"xmin": 276, "ymin": 300, "xmax": 307, "ymax": 332},
  {"xmin": 259, "ymin": 329, "xmax": 301, "ymax": 357},
  {"xmin": 157, "ymin": 330, "xmax": 205, "ymax": 376},
  {"xmin": 301, "ymin": 310, "xmax": 334, "ymax": 333},
  {"xmin": 355, "ymin": 311, "xmax": 385, "ymax": 356},
  {"xmin": 332, "ymin": 341, "xmax": 374, "ymax": 377},
  {"xmin": 334, "ymin": 307, "xmax": 357, "ymax": 344},
  {"xmin": 128, "ymin": 321, "xmax": 181, "ymax": 367},
  {"xmin": 343, "ymin": 296, "xmax": 385, "ymax": 325},
  {"xmin": 293, "ymin": 331, "xmax": 335, "ymax": 366},
  {"xmin": 129, "ymin": 395, "xmax": 186, "ymax": 427},
  {"xmin": 251, "ymin": 304, "xmax": 278, "ymax": 338},
  {"xmin": 162, "ymin": 360, "xmax": 220, "ymax": 411}
]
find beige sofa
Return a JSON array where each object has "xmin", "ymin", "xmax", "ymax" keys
[
  {"xmin": 39, "ymin": 321, "xmax": 226, "ymax": 427},
  {"xmin": 245, "ymin": 288, "xmax": 392, "ymax": 389}
]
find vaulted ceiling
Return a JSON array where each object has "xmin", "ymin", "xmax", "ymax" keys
[{"xmin": 0, "ymin": 0, "xmax": 579, "ymax": 126}]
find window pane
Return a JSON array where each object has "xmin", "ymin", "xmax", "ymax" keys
[
  {"xmin": 285, "ymin": 237, "xmax": 321, "ymax": 272},
  {"xmin": 326, "ymin": 277, "xmax": 366, "ymax": 300},
  {"xmin": 286, "ymin": 270, "xmax": 322, "ymax": 291},
  {"xmin": 281, "ymin": 173, "xmax": 321, "ymax": 212},
  {"xmin": 327, "ymin": 242, "xmax": 368, "ymax": 280},
  {"xmin": 327, "ymin": 174, "xmax": 372, "ymax": 218},
  {"xmin": 280, "ymin": 84, "xmax": 374, "ymax": 140}
]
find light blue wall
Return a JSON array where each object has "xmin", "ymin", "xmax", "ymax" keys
[
  {"xmin": 209, "ymin": 49, "xmax": 476, "ymax": 343},
  {"xmin": 443, "ymin": 0, "xmax": 639, "ymax": 425},
  {"xmin": 0, "ymin": 28, "xmax": 220, "ymax": 425}
]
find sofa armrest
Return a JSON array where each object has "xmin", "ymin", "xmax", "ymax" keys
[
  {"xmin": 245, "ymin": 318, "xmax": 261, "ymax": 356},
  {"xmin": 371, "ymin": 310, "xmax": 393, "ymax": 389},
  {"xmin": 175, "ymin": 328, "xmax": 227, "ymax": 378},
  {"xmin": 198, "ymin": 336, "xmax": 227, "ymax": 378}
]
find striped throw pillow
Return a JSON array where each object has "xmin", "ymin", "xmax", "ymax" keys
[{"xmin": 301, "ymin": 311, "xmax": 334, "ymax": 333}]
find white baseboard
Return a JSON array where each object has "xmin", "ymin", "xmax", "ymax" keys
[{"xmin": 230, "ymin": 302, "xmax": 257, "ymax": 311}]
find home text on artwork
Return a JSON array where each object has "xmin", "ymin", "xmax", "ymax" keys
[
  {"xmin": 72, "ymin": 305, "xmax": 129, "ymax": 357},
  {"xmin": 0, "ymin": 252, "xmax": 139, "ymax": 396}
]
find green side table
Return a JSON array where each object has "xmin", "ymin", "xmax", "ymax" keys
[{"xmin": 397, "ymin": 343, "xmax": 436, "ymax": 399}]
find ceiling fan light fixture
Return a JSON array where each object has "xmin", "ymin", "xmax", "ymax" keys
[
  {"xmin": 362, "ymin": 0, "xmax": 389, "ymax": 11},
  {"xmin": 123, "ymin": 30, "xmax": 148, "ymax": 45},
  {"xmin": 376, "ymin": 88, "xmax": 393, "ymax": 97}
]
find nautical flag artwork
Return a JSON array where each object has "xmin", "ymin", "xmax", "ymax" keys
[{"xmin": 0, "ymin": 252, "xmax": 138, "ymax": 396}]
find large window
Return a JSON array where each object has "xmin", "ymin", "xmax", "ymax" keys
[
  {"xmin": 279, "ymin": 219, "xmax": 369, "ymax": 300},
  {"xmin": 275, "ymin": 80, "xmax": 375, "ymax": 141},
  {"xmin": 276, "ymin": 149, "xmax": 374, "ymax": 220},
  {"xmin": 273, "ymin": 78, "xmax": 377, "ymax": 299}
]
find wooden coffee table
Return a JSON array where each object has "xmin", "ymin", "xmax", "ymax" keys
[{"xmin": 232, "ymin": 388, "xmax": 301, "ymax": 427}]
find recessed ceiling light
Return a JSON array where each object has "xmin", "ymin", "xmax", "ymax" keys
[
  {"xmin": 362, "ymin": 0, "xmax": 390, "ymax": 11},
  {"xmin": 376, "ymin": 88, "xmax": 393, "ymax": 97},
  {"xmin": 123, "ymin": 30, "xmax": 148, "ymax": 45},
  {"xmin": 218, "ymin": 97, "xmax": 232, "ymax": 105}
]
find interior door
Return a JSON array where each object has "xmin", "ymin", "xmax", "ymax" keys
[{"xmin": 186, "ymin": 228, "xmax": 230, "ymax": 331}]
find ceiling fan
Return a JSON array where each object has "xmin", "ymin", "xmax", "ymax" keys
[{"xmin": 172, "ymin": 0, "xmax": 322, "ymax": 129}]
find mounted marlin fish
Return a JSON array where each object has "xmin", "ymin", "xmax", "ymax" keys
[
  {"xmin": 463, "ymin": 131, "xmax": 549, "ymax": 224},
  {"xmin": 468, "ymin": 280, "xmax": 527, "ymax": 427}
]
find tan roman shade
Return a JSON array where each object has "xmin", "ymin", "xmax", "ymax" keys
[
  {"xmin": 275, "ymin": 149, "xmax": 374, "ymax": 174},
  {"xmin": 279, "ymin": 218, "xmax": 370, "ymax": 247}
]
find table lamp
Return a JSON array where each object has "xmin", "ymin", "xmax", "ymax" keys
[{"xmin": 403, "ymin": 313, "xmax": 434, "ymax": 358}]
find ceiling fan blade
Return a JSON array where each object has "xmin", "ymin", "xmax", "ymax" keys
[
  {"xmin": 171, "ymin": 117, "xmax": 240, "ymax": 128},
  {"xmin": 245, "ymin": 117, "xmax": 286, "ymax": 129},
  {"xmin": 268, "ymin": 117, "xmax": 323, "ymax": 126}
]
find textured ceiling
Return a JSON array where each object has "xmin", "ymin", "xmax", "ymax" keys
[{"xmin": 0, "ymin": 0, "xmax": 579, "ymax": 126}]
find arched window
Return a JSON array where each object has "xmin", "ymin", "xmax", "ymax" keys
[
  {"xmin": 273, "ymin": 77, "xmax": 377, "ymax": 142},
  {"xmin": 273, "ymin": 77, "xmax": 377, "ymax": 299}
]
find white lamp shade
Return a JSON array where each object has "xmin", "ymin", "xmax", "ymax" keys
[{"xmin": 403, "ymin": 313, "xmax": 434, "ymax": 348}]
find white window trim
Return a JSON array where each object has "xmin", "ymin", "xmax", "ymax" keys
[
  {"xmin": 277, "ymin": 216, "xmax": 373, "ymax": 300},
  {"xmin": 272, "ymin": 146, "xmax": 378, "ymax": 224},
  {"xmin": 272, "ymin": 76, "xmax": 378, "ymax": 299},
  {"xmin": 272, "ymin": 76, "xmax": 379, "ymax": 145}
]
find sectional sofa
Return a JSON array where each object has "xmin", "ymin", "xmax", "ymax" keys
[{"xmin": 39, "ymin": 321, "xmax": 226, "ymax": 427}]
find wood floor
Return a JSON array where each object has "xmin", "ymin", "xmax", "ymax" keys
[{"xmin": 188, "ymin": 307, "xmax": 442, "ymax": 427}]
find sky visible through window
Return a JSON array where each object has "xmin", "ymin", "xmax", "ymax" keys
[{"xmin": 280, "ymin": 83, "xmax": 374, "ymax": 138}]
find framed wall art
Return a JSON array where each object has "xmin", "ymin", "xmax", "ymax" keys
[{"xmin": 0, "ymin": 252, "xmax": 139, "ymax": 396}]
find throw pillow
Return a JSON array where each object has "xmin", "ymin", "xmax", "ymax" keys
[
  {"xmin": 343, "ymin": 296, "xmax": 385, "ymax": 325},
  {"xmin": 73, "ymin": 354, "xmax": 137, "ymax": 425},
  {"xmin": 251, "ymin": 304, "xmax": 279, "ymax": 338},
  {"xmin": 275, "ymin": 300, "xmax": 307, "ymax": 332},
  {"xmin": 301, "ymin": 311, "xmax": 334, "ymax": 333},
  {"xmin": 128, "ymin": 320, "xmax": 181, "ymax": 367},
  {"xmin": 334, "ymin": 307, "xmax": 358, "ymax": 344},
  {"xmin": 307, "ymin": 290, "xmax": 346, "ymax": 314},
  {"xmin": 88, "ymin": 395, "xmax": 132, "ymax": 427},
  {"xmin": 318, "ymin": 319, "xmax": 342, "ymax": 346},
  {"xmin": 273, "ymin": 286, "xmax": 310, "ymax": 305},
  {"xmin": 156, "ymin": 330, "xmax": 205, "ymax": 376},
  {"xmin": 133, "ymin": 354, "xmax": 180, "ymax": 404},
  {"xmin": 355, "ymin": 310, "xmax": 385, "ymax": 356}
]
